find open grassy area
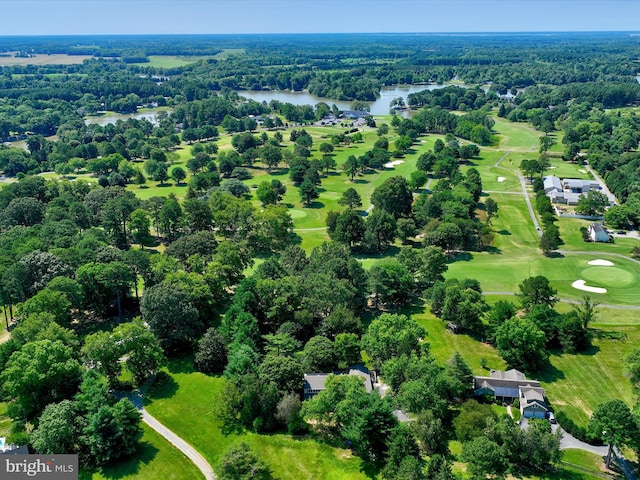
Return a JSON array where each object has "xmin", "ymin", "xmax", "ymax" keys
[
  {"xmin": 492, "ymin": 116, "xmax": 543, "ymax": 151},
  {"xmin": 414, "ymin": 309, "xmax": 506, "ymax": 374},
  {"xmin": 131, "ymin": 56, "xmax": 211, "ymax": 68},
  {"xmin": 80, "ymin": 424, "xmax": 204, "ymax": 480},
  {"xmin": 0, "ymin": 54, "xmax": 92, "ymax": 66},
  {"xmin": 541, "ymin": 324, "xmax": 639, "ymax": 426},
  {"xmin": 145, "ymin": 357, "xmax": 370, "ymax": 480},
  {"xmin": 0, "ymin": 402, "xmax": 12, "ymax": 438}
]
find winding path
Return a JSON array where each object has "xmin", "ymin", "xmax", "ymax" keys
[
  {"xmin": 116, "ymin": 390, "xmax": 215, "ymax": 480},
  {"xmin": 557, "ymin": 250, "xmax": 640, "ymax": 266},
  {"xmin": 482, "ymin": 291, "xmax": 640, "ymax": 310},
  {"xmin": 141, "ymin": 409, "xmax": 215, "ymax": 480}
]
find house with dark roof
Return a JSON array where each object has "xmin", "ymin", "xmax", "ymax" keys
[
  {"xmin": 473, "ymin": 369, "xmax": 548, "ymax": 419},
  {"xmin": 520, "ymin": 386, "xmax": 548, "ymax": 419},
  {"xmin": 473, "ymin": 369, "xmax": 541, "ymax": 402},
  {"xmin": 303, "ymin": 365, "xmax": 374, "ymax": 400}
]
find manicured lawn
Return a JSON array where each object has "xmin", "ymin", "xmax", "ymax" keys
[
  {"xmin": 561, "ymin": 449, "xmax": 608, "ymax": 476},
  {"xmin": 0, "ymin": 402, "xmax": 12, "ymax": 438},
  {"xmin": 413, "ymin": 310, "xmax": 506, "ymax": 375},
  {"xmin": 540, "ymin": 325, "xmax": 639, "ymax": 427},
  {"xmin": 492, "ymin": 116, "xmax": 542, "ymax": 151},
  {"xmin": 144, "ymin": 357, "xmax": 370, "ymax": 480},
  {"xmin": 131, "ymin": 56, "xmax": 210, "ymax": 68},
  {"xmin": 80, "ymin": 424, "xmax": 204, "ymax": 480}
]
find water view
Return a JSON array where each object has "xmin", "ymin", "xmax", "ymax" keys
[{"xmin": 237, "ymin": 84, "xmax": 453, "ymax": 115}]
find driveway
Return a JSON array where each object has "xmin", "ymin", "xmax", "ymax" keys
[{"xmin": 519, "ymin": 417, "xmax": 608, "ymax": 456}]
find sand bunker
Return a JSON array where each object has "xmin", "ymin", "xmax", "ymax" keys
[
  {"xmin": 548, "ymin": 166, "xmax": 557, "ymax": 169},
  {"xmin": 384, "ymin": 160, "xmax": 405, "ymax": 168},
  {"xmin": 588, "ymin": 259, "xmax": 614, "ymax": 266},
  {"xmin": 579, "ymin": 169, "xmax": 588, "ymax": 173},
  {"xmin": 497, "ymin": 177, "xmax": 506, "ymax": 182},
  {"xmin": 572, "ymin": 280, "xmax": 607, "ymax": 294}
]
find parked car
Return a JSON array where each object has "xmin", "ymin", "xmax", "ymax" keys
[
  {"xmin": 547, "ymin": 412, "xmax": 556, "ymax": 424},
  {"xmin": 617, "ymin": 230, "xmax": 627, "ymax": 235}
]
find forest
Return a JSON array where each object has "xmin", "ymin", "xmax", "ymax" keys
[{"xmin": 0, "ymin": 32, "xmax": 640, "ymax": 480}]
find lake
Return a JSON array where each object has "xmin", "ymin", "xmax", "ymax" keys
[
  {"xmin": 84, "ymin": 109, "xmax": 170, "ymax": 127},
  {"xmin": 237, "ymin": 84, "xmax": 454, "ymax": 116}
]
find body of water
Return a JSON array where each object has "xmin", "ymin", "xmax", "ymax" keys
[
  {"xmin": 238, "ymin": 84, "xmax": 454, "ymax": 116},
  {"xmin": 84, "ymin": 108, "xmax": 170, "ymax": 127}
]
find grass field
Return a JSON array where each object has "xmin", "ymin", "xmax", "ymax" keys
[
  {"xmin": 80, "ymin": 424, "xmax": 205, "ymax": 480},
  {"xmin": 144, "ymin": 357, "xmax": 370, "ymax": 480},
  {"xmin": 0, "ymin": 54, "xmax": 92, "ymax": 65},
  {"xmin": 131, "ymin": 56, "xmax": 211, "ymax": 68}
]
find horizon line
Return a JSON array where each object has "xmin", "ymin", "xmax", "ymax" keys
[{"xmin": 1, "ymin": 30, "xmax": 640, "ymax": 39}]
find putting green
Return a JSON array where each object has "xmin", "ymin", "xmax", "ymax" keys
[
  {"xmin": 288, "ymin": 209, "xmax": 308, "ymax": 219},
  {"xmin": 580, "ymin": 266, "xmax": 637, "ymax": 288}
]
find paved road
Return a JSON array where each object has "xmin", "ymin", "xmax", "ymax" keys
[
  {"xmin": 142, "ymin": 409, "xmax": 215, "ymax": 480},
  {"xmin": 516, "ymin": 170, "xmax": 542, "ymax": 236},
  {"xmin": 585, "ymin": 163, "xmax": 618, "ymax": 205},
  {"xmin": 115, "ymin": 390, "xmax": 215, "ymax": 480},
  {"xmin": 483, "ymin": 291, "xmax": 640, "ymax": 310},
  {"xmin": 557, "ymin": 250, "xmax": 640, "ymax": 266}
]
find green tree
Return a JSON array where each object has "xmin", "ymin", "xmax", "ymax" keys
[
  {"xmin": 218, "ymin": 442, "xmax": 273, "ymax": 480},
  {"xmin": 485, "ymin": 197, "xmax": 499, "ymax": 224},
  {"xmin": 31, "ymin": 400, "xmax": 80, "ymax": 455},
  {"xmin": 129, "ymin": 208, "xmax": 152, "ymax": 248},
  {"xmin": 302, "ymin": 336, "xmax": 337, "ymax": 372},
  {"xmin": 371, "ymin": 176, "xmax": 413, "ymax": 219},
  {"xmin": 589, "ymin": 400, "xmax": 639, "ymax": 467},
  {"xmin": 299, "ymin": 179, "xmax": 319, "ymax": 206},
  {"xmin": 259, "ymin": 355, "xmax": 304, "ymax": 393},
  {"xmin": 302, "ymin": 374, "xmax": 397, "ymax": 461},
  {"xmin": 140, "ymin": 283, "xmax": 203, "ymax": 355},
  {"xmin": 496, "ymin": 317, "xmax": 548, "ymax": 372},
  {"xmin": 194, "ymin": 327, "xmax": 228, "ymax": 374},
  {"xmin": 517, "ymin": 275, "xmax": 557, "ymax": 311},
  {"xmin": 362, "ymin": 313, "xmax": 427, "ymax": 369},
  {"xmin": 171, "ymin": 166, "xmax": 187, "ymax": 184},
  {"xmin": 83, "ymin": 399, "xmax": 142, "ymax": 467},
  {"xmin": 576, "ymin": 190, "xmax": 609, "ymax": 217},
  {"xmin": 454, "ymin": 400, "xmax": 497, "ymax": 442},
  {"xmin": 367, "ymin": 259, "xmax": 414, "ymax": 309},
  {"xmin": 331, "ymin": 208, "xmax": 365, "ymax": 247},
  {"xmin": 338, "ymin": 187, "xmax": 363, "ymax": 209},
  {"xmin": 364, "ymin": 208, "xmax": 397, "ymax": 252},
  {"xmin": 1, "ymin": 339, "xmax": 82, "ymax": 420},
  {"xmin": 17, "ymin": 289, "xmax": 71, "ymax": 327}
]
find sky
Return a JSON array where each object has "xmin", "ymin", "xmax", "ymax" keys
[{"xmin": 1, "ymin": 0, "xmax": 640, "ymax": 36}]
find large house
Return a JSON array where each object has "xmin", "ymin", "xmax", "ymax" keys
[
  {"xmin": 473, "ymin": 369, "xmax": 548, "ymax": 419},
  {"xmin": 543, "ymin": 175, "xmax": 615, "ymax": 206},
  {"xmin": 303, "ymin": 365, "xmax": 374, "ymax": 400}
]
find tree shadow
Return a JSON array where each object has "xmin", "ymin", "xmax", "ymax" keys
[
  {"xmin": 305, "ymin": 201, "xmax": 325, "ymax": 209},
  {"xmin": 449, "ymin": 252, "xmax": 474, "ymax": 263},
  {"xmin": 80, "ymin": 440, "xmax": 160, "ymax": 480},
  {"xmin": 484, "ymin": 246, "xmax": 502, "ymax": 255},
  {"xmin": 536, "ymin": 362, "xmax": 566, "ymax": 384},
  {"xmin": 545, "ymin": 252, "xmax": 565, "ymax": 259},
  {"xmin": 359, "ymin": 459, "xmax": 383, "ymax": 479},
  {"xmin": 166, "ymin": 355, "xmax": 196, "ymax": 374},
  {"xmin": 496, "ymin": 229, "xmax": 511, "ymax": 236},
  {"xmin": 591, "ymin": 329, "xmax": 628, "ymax": 342},
  {"xmin": 353, "ymin": 179, "xmax": 369, "ymax": 184},
  {"xmin": 145, "ymin": 371, "xmax": 179, "ymax": 403}
]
